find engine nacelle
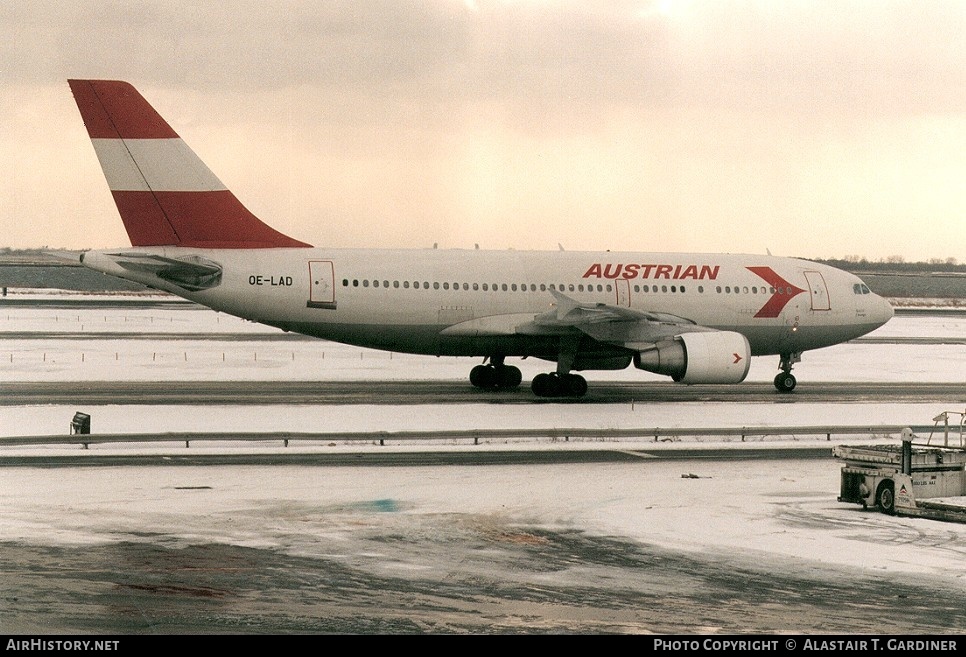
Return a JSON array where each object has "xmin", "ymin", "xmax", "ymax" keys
[{"xmin": 633, "ymin": 331, "xmax": 751, "ymax": 384}]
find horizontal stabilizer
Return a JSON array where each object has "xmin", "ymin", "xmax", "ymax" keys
[{"xmin": 99, "ymin": 252, "xmax": 223, "ymax": 291}]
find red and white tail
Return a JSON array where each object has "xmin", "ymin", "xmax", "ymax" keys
[{"xmin": 68, "ymin": 79, "xmax": 311, "ymax": 249}]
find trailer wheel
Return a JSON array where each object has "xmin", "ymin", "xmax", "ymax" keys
[{"xmin": 876, "ymin": 481, "xmax": 896, "ymax": 516}]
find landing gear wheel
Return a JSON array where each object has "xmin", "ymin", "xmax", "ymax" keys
[
  {"xmin": 501, "ymin": 365, "xmax": 522, "ymax": 389},
  {"xmin": 774, "ymin": 372, "xmax": 797, "ymax": 393},
  {"xmin": 531, "ymin": 373, "xmax": 587, "ymax": 398},
  {"xmin": 470, "ymin": 364, "xmax": 494, "ymax": 388},
  {"xmin": 531, "ymin": 373, "xmax": 557, "ymax": 397},
  {"xmin": 562, "ymin": 373, "xmax": 588, "ymax": 398},
  {"xmin": 876, "ymin": 481, "xmax": 896, "ymax": 515},
  {"xmin": 470, "ymin": 364, "xmax": 522, "ymax": 390}
]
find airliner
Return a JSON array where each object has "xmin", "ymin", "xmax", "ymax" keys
[{"xmin": 67, "ymin": 79, "xmax": 894, "ymax": 397}]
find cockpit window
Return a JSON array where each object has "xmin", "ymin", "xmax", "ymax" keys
[{"xmin": 853, "ymin": 283, "xmax": 871, "ymax": 295}]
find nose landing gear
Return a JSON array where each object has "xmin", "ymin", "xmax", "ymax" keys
[{"xmin": 774, "ymin": 352, "xmax": 801, "ymax": 392}]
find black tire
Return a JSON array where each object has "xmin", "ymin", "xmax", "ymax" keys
[
  {"xmin": 499, "ymin": 365, "xmax": 522, "ymax": 389},
  {"xmin": 876, "ymin": 481, "xmax": 896, "ymax": 515},
  {"xmin": 470, "ymin": 364, "xmax": 494, "ymax": 389},
  {"xmin": 531, "ymin": 373, "xmax": 557, "ymax": 397},
  {"xmin": 774, "ymin": 372, "xmax": 797, "ymax": 393},
  {"xmin": 563, "ymin": 374, "xmax": 588, "ymax": 398}
]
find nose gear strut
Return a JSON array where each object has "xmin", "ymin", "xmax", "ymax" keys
[{"xmin": 774, "ymin": 352, "xmax": 801, "ymax": 392}]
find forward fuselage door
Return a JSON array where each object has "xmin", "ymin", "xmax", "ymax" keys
[
  {"xmin": 803, "ymin": 270, "xmax": 830, "ymax": 312},
  {"xmin": 307, "ymin": 260, "xmax": 337, "ymax": 309}
]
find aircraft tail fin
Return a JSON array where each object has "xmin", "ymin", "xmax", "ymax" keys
[{"xmin": 68, "ymin": 79, "xmax": 311, "ymax": 249}]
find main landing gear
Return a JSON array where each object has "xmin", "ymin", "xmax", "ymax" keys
[
  {"xmin": 470, "ymin": 336, "xmax": 590, "ymax": 398},
  {"xmin": 469, "ymin": 356, "xmax": 522, "ymax": 391},
  {"xmin": 774, "ymin": 352, "xmax": 801, "ymax": 393},
  {"xmin": 531, "ymin": 334, "xmax": 587, "ymax": 398},
  {"xmin": 531, "ymin": 372, "xmax": 588, "ymax": 398}
]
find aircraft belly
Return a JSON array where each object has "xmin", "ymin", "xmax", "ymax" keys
[
  {"xmin": 740, "ymin": 321, "xmax": 882, "ymax": 356},
  {"xmin": 271, "ymin": 321, "xmax": 561, "ymax": 358}
]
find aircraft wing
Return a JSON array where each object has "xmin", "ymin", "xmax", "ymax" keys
[
  {"xmin": 530, "ymin": 290, "xmax": 716, "ymax": 349},
  {"xmin": 441, "ymin": 289, "xmax": 716, "ymax": 349}
]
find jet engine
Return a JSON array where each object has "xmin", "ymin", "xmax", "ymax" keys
[{"xmin": 633, "ymin": 331, "xmax": 751, "ymax": 384}]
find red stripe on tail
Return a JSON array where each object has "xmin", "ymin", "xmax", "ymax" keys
[
  {"xmin": 112, "ymin": 190, "xmax": 312, "ymax": 248},
  {"xmin": 69, "ymin": 80, "xmax": 178, "ymax": 140}
]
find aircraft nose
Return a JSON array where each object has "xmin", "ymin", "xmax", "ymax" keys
[{"xmin": 873, "ymin": 294, "xmax": 895, "ymax": 326}]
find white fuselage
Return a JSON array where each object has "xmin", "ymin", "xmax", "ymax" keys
[{"xmin": 82, "ymin": 246, "xmax": 894, "ymax": 365}]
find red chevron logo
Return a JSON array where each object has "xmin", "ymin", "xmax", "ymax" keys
[{"xmin": 747, "ymin": 267, "xmax": 805, "ymax": 318}]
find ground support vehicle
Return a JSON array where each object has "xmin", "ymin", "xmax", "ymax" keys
[{"xmin": 834, "ymin": 429, "xmax": 966, "ymax": 523}]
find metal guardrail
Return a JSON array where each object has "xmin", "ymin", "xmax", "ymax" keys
[{"xmin": 1, "ymin": 424, "xmax": 948, "ymax": 449}]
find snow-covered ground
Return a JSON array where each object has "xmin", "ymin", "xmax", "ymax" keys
[
  {"xmin": 1, "ymin": 295, "xmax": 963, "ymax": 439},
  {"xmin": 0, "ymin": 295, "xmax": 964, "ymax": 594}
]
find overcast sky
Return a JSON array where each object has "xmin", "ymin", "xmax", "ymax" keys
[{"xmin": 1, "ymin": 1, "xmax": 963, "ymax": 262}]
